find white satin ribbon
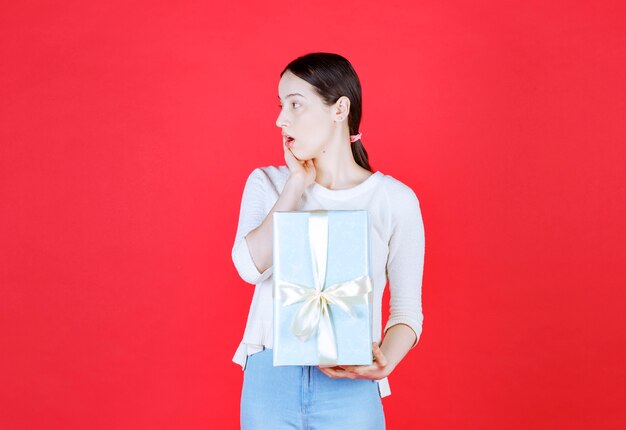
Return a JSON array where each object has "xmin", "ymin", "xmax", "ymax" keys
[{"xmin": 275, "ymin": 211, "xmax": 372, "ymax": 364}]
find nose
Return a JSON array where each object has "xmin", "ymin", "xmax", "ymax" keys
[{"xmin": 276, "ymin": 109, "xmax": 289, "ymax": 128}]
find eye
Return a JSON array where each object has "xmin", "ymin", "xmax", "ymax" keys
[{"xmin": 277, "ymin": 102, "xmax": 301, "ymax": 109}]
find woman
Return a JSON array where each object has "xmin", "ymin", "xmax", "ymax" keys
[{"xmin": 231, "ymin": 52, "xmax": 425, "ymax": 429}]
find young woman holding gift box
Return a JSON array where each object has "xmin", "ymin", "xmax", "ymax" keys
[{"xmin": 232, "ymin": 52, "xmax": 425, "ymax": 430}]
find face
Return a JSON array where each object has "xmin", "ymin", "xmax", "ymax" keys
[{"xmin": 276, "ymin": 71, "xmax": 345, "ymax": 161}]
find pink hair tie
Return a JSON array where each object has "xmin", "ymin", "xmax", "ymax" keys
[{"xmin": 349, "ymin": 132, "xmax": 362, "ymax": 143}]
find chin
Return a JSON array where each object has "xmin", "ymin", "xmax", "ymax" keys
[{"xmin": 291, "ymin": 148, "xmax": 309, "ymax": 161}]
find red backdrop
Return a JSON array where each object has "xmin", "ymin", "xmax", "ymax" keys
[{"xmin": 1, "ymin": 1, "xmax": 625, "ymax": 429}]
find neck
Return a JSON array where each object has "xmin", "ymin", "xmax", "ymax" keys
[{"xmin": 312, "ymin": 141, "xmax": 369, "ymax": 190}]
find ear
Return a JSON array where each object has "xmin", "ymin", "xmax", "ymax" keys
[{"xmin": 333, "ymin": 96, "xmax": 351, "ymax": 121}]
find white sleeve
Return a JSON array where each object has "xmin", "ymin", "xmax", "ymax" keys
[
  {"xmin": 383, "ymin": 187, "xmax": 425, "ymax": 349},
  {"xmin": 231, "ymin": 168, "xmax": 273, "ymax": 285}
]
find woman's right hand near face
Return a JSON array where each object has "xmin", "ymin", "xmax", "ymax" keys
[{"xmin": 283, "ymin": 141, "xmax": 316, "ymax": 189}]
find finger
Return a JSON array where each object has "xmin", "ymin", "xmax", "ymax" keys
[
  {"xmin": 374, "ymin": 350, "xmax": 387, "ymax": 367},
  {"xmin": 318, "ymin": 365, "xmax": 341, "ymax": 373},
  {"xmin": 319, "ymin": 367, "xmax": 337, "ymax": 378},
  {"xmin": 373, "ymin": 343, "xmax": 388, "ymax": 367},
  {"xmin": 340, "ymin": 365, "xmax": 367, "ymax": 377},
  {"xmin": 318, "ymin": 367, "xmax": 331, "ymax": 378},
  {"xmin": 323, "ymin": 367, "xmax": 350, "ymax": 379},
  {"xmin": 340, "ymin": 365, "xmax": 362, "ymax": 373},
  {"xmin": 342, "ymin": 367, "xmax": 366, "ymax": 379},
  {"xmin": 283, "ymin": 142, "xmax": 301, "ymax": 168}
]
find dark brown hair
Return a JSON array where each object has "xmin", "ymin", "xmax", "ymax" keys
[{"xmin": 280, "ymin": 52, "xmax": 372, "ymax": 172}]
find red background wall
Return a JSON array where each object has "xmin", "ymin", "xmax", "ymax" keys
[{"xmin": 1, "ymin": 1, "xmax": 625, "ymax": 429}]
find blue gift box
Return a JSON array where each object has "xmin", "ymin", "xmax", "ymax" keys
[{"xmin": 272, "ymin": 209, "xmax": 374, "ymax": 366}]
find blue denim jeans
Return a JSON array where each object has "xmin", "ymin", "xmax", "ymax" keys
[{"xmin": 240, "ymin": 347, "xmax": 386, "ymax": 429}]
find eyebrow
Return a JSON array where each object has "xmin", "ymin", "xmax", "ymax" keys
[{"xmin": 277, "ymin": 93, "xmax": 306, "ymax": 100}]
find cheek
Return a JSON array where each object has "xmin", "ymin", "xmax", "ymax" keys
[
  {"xmin": 301, "ymin": 123, "xmax": 331, "ymax": 145},
  {"xmin": 300, "ymin": 110, "xmax": 330, "ymax": 132},
  {"xmin": 299, "ymin": 116, "xmax": 320, "ymax": 133}
]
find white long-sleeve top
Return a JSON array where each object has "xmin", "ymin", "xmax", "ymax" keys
[{"xmin": 231, "ymin": 165, "xmax": 425, "ymax": 398}]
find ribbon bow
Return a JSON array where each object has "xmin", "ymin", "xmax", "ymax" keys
[{"xmin": 275, "ymin": 210, "xmax": 373, "ymax": 364}]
